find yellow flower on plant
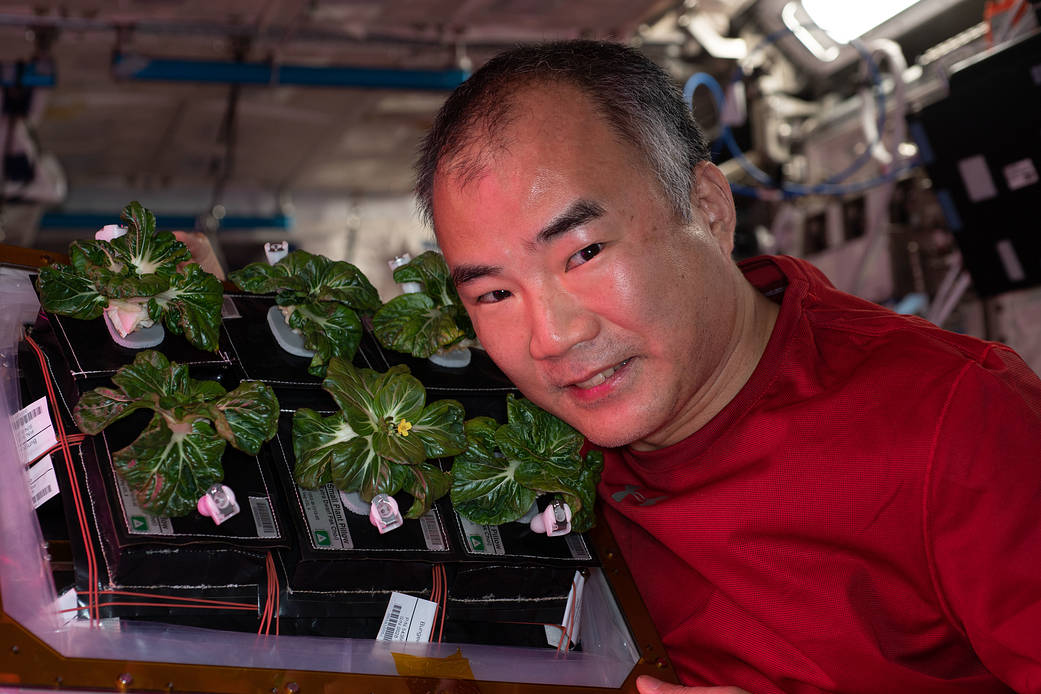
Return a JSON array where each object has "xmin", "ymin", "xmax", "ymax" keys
[{"xmin": 396, "ymin": 419, "xmax": 413, "ymax": 436}]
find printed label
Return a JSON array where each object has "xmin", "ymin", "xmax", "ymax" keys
[
  {"xmin": 1003, "ymin": 158, "xmax": 1039, "ymax": 191},
  {"xmin": 419, "ymin": 511, "xmax": 448, "ymax": 551},
  {"xmin": 545, "ymin": 570, "xmax": 585, "ymax": 649},
  {"xmin": 299, "ymin": 484, "xmax": 353, "ymax": 550},
  {"xmin": 995, "ymin": 239, "xmax": 1026, "ymax": 282},
  {"xmin": 457, "ymin": 515, "xmax": 505, "ymax": 555},
  {"xmin": 221, "ymin": 296, "xmax": 241, "ymax": 319},
  {"xmin": 116, "ymin": 474, "xmax": 174, "ymax": 535},
  {"xmin": 957, "ymin": 155, "xmax": 998, "ymax": 203},
  {"xmin": 10, "ymin": 396, "xmax": 57, "ymax": 465},
  {"xmin": 27, "ymin": 455, "xmax": 59, "ymax": 508},
  {"xmin": 564, "ymin": 533, "xmax": 592, "ymax": 561},
  {"xmin": 249, "ymin": 496, "xmax": 279, "ymax": 539},
  {"xmin": 56, "ymin": 587, "xmax": 80, "ymax": 626},
  {"xmin": 378, "ymin": 591, "xmax": 437, "ymax": 643}
]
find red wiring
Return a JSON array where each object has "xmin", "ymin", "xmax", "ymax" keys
[
  {"xmin": 26, "ymin": 335, "xmax": 270, "ymax": 631},
  {"xmin": 98, "ymin": 590, "xmax": 255, "ymax": 609},
  {"xmin": 58, "ymin": 601, "xmax": 256, "ymax": 614},
  {"xmin": 25, "ymin": 335, "xmax": 100, "ymax": 625},
  {"xmin": 24, "ymin": 435, "xmax": 87, "ymax": 468},
  {"xmin": 258, "ymin": 551, "xmax": 279, "ymax": 636}
]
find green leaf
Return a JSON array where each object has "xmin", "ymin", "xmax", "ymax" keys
[
  {"xmin": 496, "ymin": 394, "xmax": 584, "ymax": 473},
  {"xmin": 37, "ymin": 264, "xmax": 108, "ymax": 320},
  {"xmin": 334, "ymin": 438, "xmax": 408, "ymax": 500},
  {"xmin": 74, "ymin": 350, "xmax": 279, "ymax": 517},
  {"xmin": 391, "ymin": 251, "xmax": 456, "ymax": 308},
  {"xmin": 292, "ymin": 408, "xmax": 358, "ymax": 488},
  {"xmin": 112, "ymin": 202, "xmax": 190, "ymax": 278},
  {"xmin": 314, "ymin": 259, "xmax": 382, "ymax": 312},
  {"xmin": 297, "ymin": 358, "xmax": 460, "ymax": 502},
  {"xmin": 74, "ymin": 387, "xmax": 155, "ymax": 434},
  {"xmin": 411, "ymin": 398, "xmax": 467, "ymax": 458},
  {"xmin": 450, "ymin": 400, "xmax": 603, "ymax": 531},
  {"xmin": 286, "ymin": 301, "xmax": 363, "ymax": 377},
  {"xmin": 450, "ymin": 417, "xmax": 537, "ymax": 526},
  {"xmin": 323, "ymin": 359, "xmax": 408, "ymax": 415},
  {"xmin": 38, "ymin": 202, "xmax": 223, "ymax": 352},
  {"xmin": 401, "ymin": 462, "xmax": 451, "ymax": 519},
  {"xmin": 372, "ymin": 293, "xmax": 468, "ymax": 359},
  {"xmin": 112, "ymin": 413, "xmax": 226, "ymax": 516},
  {"xmin": 373, "ymin": 251, "xmax": 475, "ymax": 359},
  {"xmin": 211, "ymin": 381, "xmax": 280, "ymax": 455},
  {"xmin": 153, "ymin": 263, "xmax": 224, "ymax": 352},
  {"xmin": 229, "ymin": 250, "xmax": 381, "ymax": 314}
]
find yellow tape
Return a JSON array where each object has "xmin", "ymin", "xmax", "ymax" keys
[{"xmin": 392, "ymin": 648, "xmax": 475, "ymax": 680}]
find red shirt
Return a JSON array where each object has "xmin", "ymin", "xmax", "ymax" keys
[{"xmin": 598, "ymin": 255, "xmax": 1041, "ymax": 693}]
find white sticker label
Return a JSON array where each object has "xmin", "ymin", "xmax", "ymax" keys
[
  {"xmin": 116, "ymin": 474, "xmax": 174, "ymax": 535},
  {"xmin": 957, "ymin": 155, "xmax": 998, "ymax": 203},
  {"xmin": 10, "ymin": 396, "xmax": 57, "ymax": 465},
  {"xmin": 545, "ymin": 571, "xmax": 586, "ymax": 649},
  {"xmin": 56, "ymin": 587, "xmax": 81, "ymax": 625},
  {"xmin": 419, "ymin": 511, "xmax": 447, "ymax": 551},
  {"xmin": 457, "ymin": 515, "xmax": 505, "ymax": 555},
  {"xmin": 28, "ymin": 455, "xmax": 60, "ymax": 508},
  {"xmin": 996, "ymin": 239, "xmax": 1027, "ymax": 282},
  {"xmin": 249, "ymin": 496, "xmax": 279, "ymax": 539},
  {"xmin": 378, "ymin": 591, "xmax": 437, "ymax": 643},
  {"xmin": 299, "ymin": 484, "xmax": 353, "ymax": 550},
  {"xmin": 221, "ymin": 296, "xmax": 241, "ymax": 319},
  {"xmin": 564, "ymin": 533, "xmax": 592, "ymax": 561},
  {"xmin": 1003, "ymin": 158, "xmax": 1039, "ymax": 191}
]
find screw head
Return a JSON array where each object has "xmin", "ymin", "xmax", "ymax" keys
[
  {"xmin": 285, "ymin": 683, "xmax": 300, "ymax": 694},
  {"xmin": 117, "ymin": 672, "xmax": 134, "ymax": 687}
]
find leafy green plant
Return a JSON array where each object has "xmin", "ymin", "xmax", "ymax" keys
[
  {"xmin": 373, "ymin": 251, "xmax": 476, "ymax": 359},
  {"xmin": 37, "ymin": 201, "xmax": 224, "ymax": 352},
  {"xmin": 73, "ymin": 350, "xmax": 279, "ymax": 517},
  {"xmin": 293, "ymin": 357, "xmax": 466, "ymax": 518},
  {"xmin": 451, "ymin": 395, "xmax": 604, "ymax": 532},
  {"xmin": 230, "ymin": 250, "xmax": 381, "ymax": 377}
]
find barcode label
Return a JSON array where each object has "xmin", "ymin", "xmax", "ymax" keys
[
  {"xmin": 419, "ymin": 511, "xmax": 447, "ymax": 551},
  {"xmin": 249, "ymin": 497, "xmax": 279, "ymax": 539},
  {"xmin": 565, "ymin": 533, "xmax": 592, "ymax": 561},
  {"xmin": 11, "ymin": 396, "xmax": 57, "ymax": 465},
  {"xmin": 27, "ymin": 455, "xmax": 59, "ymax": 509},
  {"xmin": 377, "ymin": 592, "xmax": 437, "ymax": 643},
  {"xmin": 382, "ymin": 604, "xmax": 402, "ymax": 641},
  {"xmin": 221, "ymin": 296, "xmax": 241, "ymax": 319}
]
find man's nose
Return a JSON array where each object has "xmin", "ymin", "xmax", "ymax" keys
[{"xmin": 527, "ymin": 288, "xmax": 597, "ymax": 360}]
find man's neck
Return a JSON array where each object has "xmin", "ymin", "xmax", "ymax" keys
[{"xmin": 629, "ymin": 276, "xmax": 780, "ymax": 451}]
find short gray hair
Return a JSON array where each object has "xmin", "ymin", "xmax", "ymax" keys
[{"xmin": 414, "ymin": 40, "xmax": 709, "ymax": 228}]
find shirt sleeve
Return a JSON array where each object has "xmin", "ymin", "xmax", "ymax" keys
[{"xmin": 925, "ymin": 346, "xmax": 1041, "ymax": 693}]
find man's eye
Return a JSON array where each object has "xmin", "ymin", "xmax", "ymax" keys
[
  {"xmin": 566, "ymin": 243, "xmax": 603, "ymax": 271},
  {"xmin": 476, "ymin": 289, "xmax": 512, "ymax": 304}
]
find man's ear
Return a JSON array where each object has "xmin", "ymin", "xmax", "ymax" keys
[{"xmin": 691, "ymin": 161, "xmax": 736, "ymax": 257}]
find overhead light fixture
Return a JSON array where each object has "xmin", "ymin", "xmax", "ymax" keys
[{"xmin": 800, "ymin": 0, "xmax": 924, "ymax": 43}]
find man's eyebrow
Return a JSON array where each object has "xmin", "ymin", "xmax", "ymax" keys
[
  {"xmin": 532, "ymin": 199, "xmax": 606, "ymax": 247},
  {"xmin": 451, "ymin": 263, "xmax": 501, "ymax": 287}
]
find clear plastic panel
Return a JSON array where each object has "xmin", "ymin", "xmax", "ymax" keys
[{"xmin": 0, "ymin": 270, "xmax": 638, "ymax": 687}]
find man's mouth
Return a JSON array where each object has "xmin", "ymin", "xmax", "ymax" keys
[{"xmin": 572, "ymin": 359, "xmax": 631, "ymax": 390}]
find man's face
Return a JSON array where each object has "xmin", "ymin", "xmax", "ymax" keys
[{"xmin": 432, "ymin": 85, "xmax": 739, "ymax": 449}]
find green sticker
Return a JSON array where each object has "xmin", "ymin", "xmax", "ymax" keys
[
  {"xmin": 314, "ymin": 529, "xmax": 331, "ymax": 546},
  {"xmin": 469, "ymin": 534, "xmax": 485, "ymax": 552},
  {"xmin": 131, "ymin": 515, "xmax": 148, "ymax": 531}
]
